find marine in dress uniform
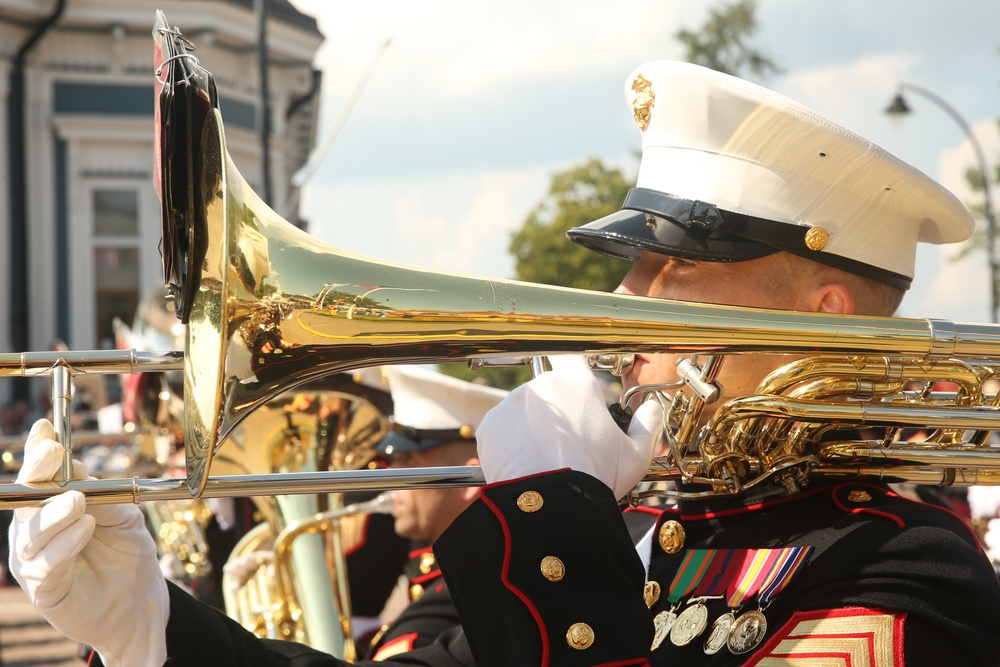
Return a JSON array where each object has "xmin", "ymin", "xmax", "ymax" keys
[
  {"xmin": 363, "ymin": 366, "xmax": 508, "ymax": 661},
  {"xmin": 10, "ymin": 62, "xmax": 1000, "ymax": 667},
  {"xmin": 434, "ymin": 61, "xmax": 1000, "ymax": 666}
]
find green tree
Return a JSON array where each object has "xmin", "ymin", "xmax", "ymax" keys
[
  {"xmin": 509, "ymin": 158, "xmax": 632, "ymax": 291},
  {"xmin": 437, "ymin": 361, "xmax": 530, "ymax": 391},
  {"xmin": 440, "ymin": 160, "xmax": 632, "ymax": 389},
  {"xmin": 674, "ymin": 0, "xmax": 780, "ymax": 79}
]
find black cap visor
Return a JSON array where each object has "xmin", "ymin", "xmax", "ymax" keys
[
  {"xmin": 567, "ymin": 188, "xmax": 911, "ymax": 290},
  {"xmin": 377, "ymin": 424, "xmax": 472, "ymax": 456}
]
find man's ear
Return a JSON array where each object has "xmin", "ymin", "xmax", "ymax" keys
[{"xmin": 810, "ymin": 282, "xmax": 855, "ymax": 315}]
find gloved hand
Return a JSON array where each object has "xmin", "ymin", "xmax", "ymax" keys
[
  {"xmin": 8, "ymin": 419, "xmax": 169, "ymax": 667},
  {"xmin": 477, "ymin": 355, "xmax": 664, "ymax": 499}
]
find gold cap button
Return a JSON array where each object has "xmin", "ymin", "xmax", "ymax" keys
[
  {"xmin": 566, "ymin": 622, "xmax": 594, "ymax": 650},
  {"xmin": 658, "ymin": 520, "xmax": 685, "ymax": 554},
  {"xmin": 419, "ymin": 552, "xmax": 436, "ymax": 574},
  {"xmin": 847, "ymin": 489, "xmax": 872, "ymax": 503},
  {"xmin": 517, "ymin": 491, "xmax": 544, "ymax": 513},
  {"xmin": 804, "ymin": 226, "xmax": 829, "ymax": 251},
  {"xmin": 409, "ymin": 583, "xmax": 424, "ymax": 601},
  {"xmin": 540, "ymin": 556, "xmax": 565, "ymax": 582},
  {"xmin": 643, "ymin": 580, "xmax": 661, "ymax": 608}
]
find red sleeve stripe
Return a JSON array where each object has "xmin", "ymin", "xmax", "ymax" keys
[{"xmin": 479, "ymin": 491, "xmax": 551, "ymax": 666}]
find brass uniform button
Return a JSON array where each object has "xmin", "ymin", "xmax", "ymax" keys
[
  {"xmin": 517, "ymin": 491, "xmax": 544, "ymax": 513},
  {"xmin": 540, "ymin": 556, "xmax": 565, "ymax": 582},
  {"xmin": 847, "ymin": 489, "xmax": 872, "ymax": 503},
  {"xmin": 658, "ymin": 520, "xmax": 685, "ymax": 554},
  {"xmin": 566, "ymin": 622, "xmax": 595, "ymax": 650},
  {"xmin": 419, "ymin": 552, "xmax": 436, "ymax": 574},
  {"xmin": 409, "ymin": 583, "xmax": 424, "ymax": 601},
  {"xmin": 643, "ymin": 580, "xmax": 661, "ymax": 608}
]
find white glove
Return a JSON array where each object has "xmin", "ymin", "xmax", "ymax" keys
[
  {"xmin": 222, "ymin": 549, "xmax": 274, "ymax": 593},
  {"xmin": 984, "ymin": 518, "xmax": 1000, "ymax": 564},
  {"xmin": 8, "ymin": 419, "xmax": 169, "ymax": 667},
  {"xmin": 968, "ymin": 486, "xmax": 1000, "ymax": 519},
  {"xmin": 477, "ymin": 356, "xmax": 664, "ymax": 499}
]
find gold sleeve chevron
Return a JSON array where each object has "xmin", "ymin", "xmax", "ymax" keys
[{"xmin": 746, "ymin": 607, "xmax": 900, "ymax": 667}]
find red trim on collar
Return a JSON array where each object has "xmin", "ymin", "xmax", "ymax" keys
[
  {"xmin": 678, "ymin": 485, "xmax": 831, "ymax": 520},
  {"xmin": 482, "ymin": 468, "xmax": 571, "ymax": 490},
  {"xmin": 831, "ymin": 483, "xmax": 906, "ymax": 529},
  {"xmin": 409, "ymin": 545, "xmax": 433, "ymax": 559},
  {"xmin": 479, "ymin": 491, "xmax": 551, "ymax": 666},
  {"xmin": 624, "ymin": 505, "xmax": 662, "ymax": 517}
]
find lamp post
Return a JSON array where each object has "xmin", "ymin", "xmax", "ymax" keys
[{"xmin": 885, "ymin": 82, "xmax": 998, "ymax": 323}]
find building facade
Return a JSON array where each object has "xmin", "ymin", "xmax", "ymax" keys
[{"xmin": 0, "ymin": 0, "xmax": 322, "ymax": 406}]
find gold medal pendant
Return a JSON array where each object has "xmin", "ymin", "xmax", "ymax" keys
[
  {"xmin": 727, "ymin": 609, "xmax": 768, "ymax": 655},
  {"xmin": 703, "ymin": 611, "xmax": 735, "ymax": 655},
  {"xmin": 650, "ymin": 609, "xmax": 677, "ymax": 651},
  {"xmin": 669, "ymin": 602, "xmax": 708, "ymax": 646}
]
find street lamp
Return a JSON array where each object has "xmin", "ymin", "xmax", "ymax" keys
[{"xmin": 885, "ymin": 82, "xmax": 998, "ymax": 323}]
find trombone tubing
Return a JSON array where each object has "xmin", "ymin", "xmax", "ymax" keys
[
  {"xmin": 0, "ymin": 350, "xmax": 183, "ymax": 377},
  {"xmin": 0, "ymin": 349, "xmax": 183, "ymax": 481},
  {"xmin": 0, "ymin": 466, "xmax": 486, "ymax": 510}
]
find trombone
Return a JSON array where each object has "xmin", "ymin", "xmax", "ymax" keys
[{"xmin": 5, "ymin": 14, "xmax": 1000, "ymax": 512}]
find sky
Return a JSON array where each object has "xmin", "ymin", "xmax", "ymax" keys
[{"xmin": 284, "ymin": 0, "xmax": 1000, "ymax": 324}]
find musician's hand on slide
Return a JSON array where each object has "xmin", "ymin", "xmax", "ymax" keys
[
  {"xmin": 8, "ymin": 419, "xmax": 169, "ymax": 667},
  {"xmin": 477, "ymin": 355, "xmax": 664, "ymax": 499}
]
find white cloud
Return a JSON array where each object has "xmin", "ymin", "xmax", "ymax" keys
[
  {"xmin": 899, "ymin": 244, "xmax": 991, "ymax": 322},
  {"xmin": 302, "ymin": 165, "xmax": 552, "ymax": 279},
  {"xmin": 778, "ymin": 54, "xmax": 916, "ymax": 135}
]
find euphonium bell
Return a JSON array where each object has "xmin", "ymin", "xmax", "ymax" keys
[{"xmin": 210, "ymin": 386, "xmax": 391, "ymax": 658}]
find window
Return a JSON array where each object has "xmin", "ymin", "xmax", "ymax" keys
[{"xmin": 92, "ymin": 189, "xmax": 140, "ymax": 347}]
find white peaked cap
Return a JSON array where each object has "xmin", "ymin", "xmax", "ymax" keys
[
  {"xmin": 351, "ymin": 366, "xmax": 389, "ymax": 391},
  {"xmin": 568, "ymin": 61, "xmax": 975, "ymax": 288},
  {"xmin": 379, "ymin": 365, "xmax": 509, "ymax": 454}
]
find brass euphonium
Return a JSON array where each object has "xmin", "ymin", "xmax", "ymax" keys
[{"xmin": 211, "ymin": 387, "xmax": 390, "ymax": 659}]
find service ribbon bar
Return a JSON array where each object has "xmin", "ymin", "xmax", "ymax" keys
[
  {"xmin": 726, "ymin": 549, "xmax": 782, "ymax": 609},
  {"xmin": 757, "ymin": 546, "xmax": 814, "ymax": 605},
  {"xmin": 667, "ymin": 549, "xmax": 717, "ymax": 605}
]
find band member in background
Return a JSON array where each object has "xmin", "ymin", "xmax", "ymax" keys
[
  {"xmin": 364, "ymin": 365, "xmax": 508, "ymax": 660},
  {"xmin": 9, "ymin": 62, "xmax": 1000, "ymax": 666}
]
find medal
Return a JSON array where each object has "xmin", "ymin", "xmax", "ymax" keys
[
  {"xmin": 703, "ymin": 611, "xmax": 735, "ymax": 655},
  {"xmin": 643, "ymin": 580, "xmax": 661, "ymax": 608},
  {"xmin": 727, "ymin": 608, "xmax": 768, "ymax": 654},
  {"xmin": 721, "ymin": 546, "xmax": 815, "ymax": 656},
  {"xmin": 650, "ymin": 609, "xmax": 677, "ymax": 650},
  {"xmin": 669, "ymin": 600, "xmax": 709, "ymax": 646},
  {"xmin": 651, "ymin": 549, "xmax": 717, "ymax": 651}
]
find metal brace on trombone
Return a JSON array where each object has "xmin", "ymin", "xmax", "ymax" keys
[{"xmin": 474, "ymin": 353, "xmax": 725, "ymax": 433}]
